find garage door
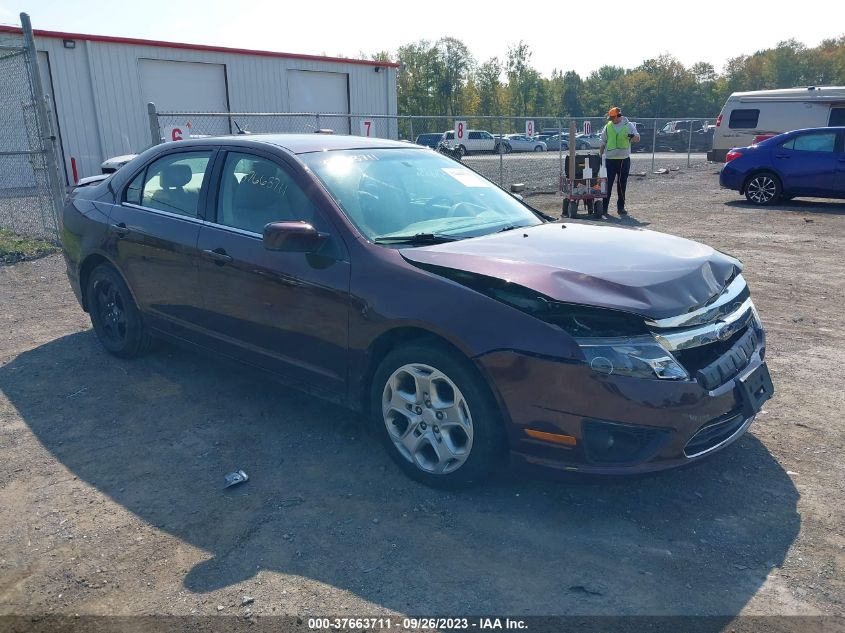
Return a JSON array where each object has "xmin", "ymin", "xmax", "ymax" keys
[
  {"xmin": 140, "ymin": 60, "xmax": 229, "ymax": 136},
  {"xmin": 288, "ymin": 70, "xmax": 349, "ymax": 133}
]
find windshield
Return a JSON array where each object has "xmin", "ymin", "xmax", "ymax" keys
[{"xmin": 300, "ymin": 148, "xmax": 543, "ymax": 242}]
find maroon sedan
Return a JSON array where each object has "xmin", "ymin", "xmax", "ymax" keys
[{"xmin": 62, "ymin": 135, "xmax": 773, "ymax": 488}]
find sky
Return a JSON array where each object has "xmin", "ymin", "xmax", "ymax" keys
[{"xmin": 1, "ymin": 0, "xmax": 841, "ymax": 78}]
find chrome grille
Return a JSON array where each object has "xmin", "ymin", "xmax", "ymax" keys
[{"xmin": 648, "ymin": 276, "xmax": 765, "ymax": 390}]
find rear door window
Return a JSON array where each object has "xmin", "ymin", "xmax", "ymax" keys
[
  {"xmin": 125, "ymin": 152, "xmax": 213, "ymax": 217},
  {"xmin": 728, "ymin": 109, "xmax": 760, "ymax": 129}
]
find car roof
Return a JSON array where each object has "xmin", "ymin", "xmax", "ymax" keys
[{"xmin": 163, "ymin": 133, "xmax": 418, "ymax": 155}]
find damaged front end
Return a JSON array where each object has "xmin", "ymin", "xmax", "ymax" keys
[{"xmin": 409, "ymin": 261, "xmax": 773, "ymax": 473}]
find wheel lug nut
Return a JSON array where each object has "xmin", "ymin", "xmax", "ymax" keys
[
  {"xmin": 436, "ymin": 412, "xmax": 444, "ymax": 420},
  {"xmin": 420, "ymin": 422, "xmax": 427, "ymax": 430},
  {"xmin": 433, "ymin": 425, "xmax": 439, "ymax": 433},
  {"xmin": 425, "ymin": 400, "xmax": 432, "ymax": 408},
  {"xmin": 414, "ymin": 406, "xmax": 423, "ymax": 414}
]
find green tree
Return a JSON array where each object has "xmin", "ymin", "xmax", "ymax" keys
[
  {"xmin": 506, "ymin": 41, "xmax": 542, "ymax": 116},
  {"xmin": 476, "ymin": 57, "xmax": 504, "ymax": 116}
]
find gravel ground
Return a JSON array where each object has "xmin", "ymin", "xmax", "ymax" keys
[{"xmin": 0, "ymin": 166, "xmax": 843, "ymax": 628}]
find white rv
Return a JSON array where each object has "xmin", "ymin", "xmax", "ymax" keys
[{"xmin": 708, "ymin": 86, "xmax": 845, "ymax": 162}]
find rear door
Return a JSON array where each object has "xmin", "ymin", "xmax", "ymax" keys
[
  {"xmin": 107, "ymin": 148, "xmax": 216, "ymax": 332},
  {"xmin": 833, "ymin": 130, "xmax": 845, "ymax": 196},
  {"xmin": 775, "ymin": 130, "xmax": 838, "ymax": 196},
  {"xmin": 194, "ymin": 148, "xmax": 351, "ymax": 396}
]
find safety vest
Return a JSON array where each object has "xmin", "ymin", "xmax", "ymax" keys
[{"xmin": 605, "ymin": 121, "xmax": 631, "ymax": 151}]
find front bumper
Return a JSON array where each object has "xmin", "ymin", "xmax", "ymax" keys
[{"xmin": 476, "ymin": 282, "xmax": 773, "ymax": 474}]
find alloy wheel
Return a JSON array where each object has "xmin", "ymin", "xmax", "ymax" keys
[
  {"xmin": 746, "ymin": 175, "xmax": 777, "ymax": 204},
  {"xmin": 381, "ymin": 363, "xmax": 473, "ymax": 475}
]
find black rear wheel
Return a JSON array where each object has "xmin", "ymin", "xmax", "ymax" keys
[{"xmin": 87, "ymin": 264, "xmax": 151, "ymax": 358}]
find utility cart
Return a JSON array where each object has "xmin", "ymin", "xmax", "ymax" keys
[{"xmin": 562, "ymin": 152, "xmax": 605, "ymax": 219}]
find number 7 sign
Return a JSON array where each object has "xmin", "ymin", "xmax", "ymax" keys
[
  {"xmin": 526, "ymin": 120, "xmax": 534, "ymax": 137},
  {"xmin": 360, "ymin": 119, "xmax": 374, "ymax": 137}
]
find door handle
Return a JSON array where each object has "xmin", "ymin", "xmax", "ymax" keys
[
  {"xmin": 775, "ymin": 154, "xmax": 790, "ymax": 159},
  {"xmin": 111, "ymin": 222, "xmax": 129, "ymax": 237},
  {"xmin": 202, "ymin": 248, "xmax": 233, "ymax": 265}
]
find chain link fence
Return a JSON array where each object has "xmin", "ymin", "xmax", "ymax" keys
[
  {"xmin": 154, "ymin": 109, "xmax": 716, "ymax": 196},
  {"xmin": 0, "ymin": 15, "xmax": 64, "ymax": 242}
]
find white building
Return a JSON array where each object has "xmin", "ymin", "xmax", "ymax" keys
[{"xmin": 0, "ymin": 25, "xmax": 399, "ymax": 183}]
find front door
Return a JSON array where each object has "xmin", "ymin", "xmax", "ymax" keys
[
  {"xmin": 194, "ymin": 149, "xmax": 351, "ymax": 398},
  {"xmin": 106, "ymin": 149, "xmax": 215, "ymax": 332},
  {"xmin": 775, "ymin": 131, "xmax": 838, "ymax": 196}
]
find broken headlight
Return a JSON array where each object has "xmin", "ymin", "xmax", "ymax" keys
[{"xmin": 578, "ymin": 336, "xmax": 689, "ymax": 380}]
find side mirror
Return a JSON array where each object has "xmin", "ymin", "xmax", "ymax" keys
[
  {"xmin": 263, "ymin": 221, "xmax": 328, "ymax": 253},
  {"xmin": 510, "ymin": 183, "xmax": 525, "ymax": 193}
]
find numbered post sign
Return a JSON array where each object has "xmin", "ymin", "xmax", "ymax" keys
[
  {"xmin": 583, "ymin": 120, "xmax": 591, "ymax": 135},
  {"xmin": 164, "ymin": 126, "xmax": 184, "ymax": 142},
  {"xmin": 360, "ymin": 119, "xmax": 374, "ymax": 137},
  {"xmin": 454, "ymin": 120, "xmax": 467, "ymax": 143},
  {"xmin": 526, "ymin": 120, "xmax": 535, "ymax": 137}
]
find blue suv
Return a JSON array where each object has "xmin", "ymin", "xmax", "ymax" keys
[{"xmin": 719, "ymin": 127, "xmax": 845, "ymax": 205}]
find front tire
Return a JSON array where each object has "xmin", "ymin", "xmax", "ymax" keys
[
  {"xmin": 370, "ymin": 343, "xmax": 507, "ymax": 488},
  {"xmin": 534, "ymin": 145, "xmax": 544, "ymax": 152},
  {"xmin": 457, "ymin": 145, "xmax": 467, "ymax": 157},
  {"xmin": 87, "ymin": 264, "xmax": 151, "ymax": 358},
  {"xmin": 744, "ymin": 172, "xmax": 781, "ymax": 205}
]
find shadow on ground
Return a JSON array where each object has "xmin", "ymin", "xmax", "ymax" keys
[
  {"xmin": 725, "ymin": 199, "xmax": 845, "ymax": 215},
  {"xmin": 0, "ymin": 331, "xmax": 800, "ymax": 617}
]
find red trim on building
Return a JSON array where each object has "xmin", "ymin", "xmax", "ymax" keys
[{"xmin": 0, "ymin": 25, "xmax": 400, "ymax": 68}]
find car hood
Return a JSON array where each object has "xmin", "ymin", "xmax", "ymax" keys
[{"xmin": 400, "ymin": 223, "xmax": 741, "ymax": 320}]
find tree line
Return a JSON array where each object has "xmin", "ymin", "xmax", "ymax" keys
[{"xmin": 367, "ymin": 36, "xmax": 845, "ymax": 119}]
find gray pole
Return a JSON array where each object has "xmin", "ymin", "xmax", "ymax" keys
[
  {"xmin": 558, "ymin": 119, "xmax": 564, "ymax": 194},
  {"xmin": 650, "ymin": 117, "xmax": 658, "ymax": 174},
  {"xmin": 498, "ymin": 115, "xmax": 504, "ymax": 187},
  {"xmin": 21, "ymin": 12, "xmax": 64, "ymax": 239},
  {"xmin": 687, "ymin": 119, "xmax": 693, "ymax": 167},
  {"xmin": 147, "ymin": 102, "xmax": 161, "ymax": 146}
]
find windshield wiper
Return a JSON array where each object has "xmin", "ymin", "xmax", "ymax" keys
[
  {"xmin": 374, "ymin": 232, "xmax": 461, "ymax": 244},
  {"xmin": 497, "ymin": 224, "xmax": 530, "ymax": 233}
]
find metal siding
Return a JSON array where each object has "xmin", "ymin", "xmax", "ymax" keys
[{"xmin": 30, "ymin": 37, "xmax": 396, "ymax": 177}]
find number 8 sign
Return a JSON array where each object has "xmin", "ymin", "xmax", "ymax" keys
[
  {"xmin": 454, "ymin": 120, "xmax": 467, "ymax": 143},
  {"xmin": 526, "ymin": 120, "xmax": 534, "ymax": 137}
]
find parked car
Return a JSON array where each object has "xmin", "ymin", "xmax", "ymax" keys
[
  {"xmin": 630, "ymin": 121, "xmax": 655, "ymax": 152},
  {"xmin": 504, "ymin": 134, "xmax": 547, "ymax": 152},
  {"xmin": 655, "ymin": 120, "xmax": 714, "ymax": 152},
  {"xmin": 63, "ymin": 134, "xmax": 772, "ymax": 488},
  {"xmin": 719, "ymin": 126, "xmax": 845, "ymax": 205},
  {"xmin": 443, "ymin": 129, "xmax": 510, "ymax": 156},
  {"xmin": 576, "ymin": 133, "xmax": 603, "ymax": 149},
  {"xmin": 101, "ymin": 154, "xmax": 138, "ymax": 174},
  {"xmin": 542, "ymin": 134, "xmax": 570, "ymax": 151},
  {"xmin": 415, "ymin": 133, "xmax": 444, "ymax": 149}
]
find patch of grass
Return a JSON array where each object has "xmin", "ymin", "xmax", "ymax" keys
[{"xmin": 0, "ymin": 228, "xmax": 60, "ymax": 265}]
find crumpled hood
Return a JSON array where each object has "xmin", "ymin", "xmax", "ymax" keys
[{"xmin": 400, "ymin": 223, "xmax": 741, "ymax": 320}]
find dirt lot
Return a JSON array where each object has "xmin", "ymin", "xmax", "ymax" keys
[{"xmin": 1, "ymin": 166, "xmax": 844, "ymax": 627}]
